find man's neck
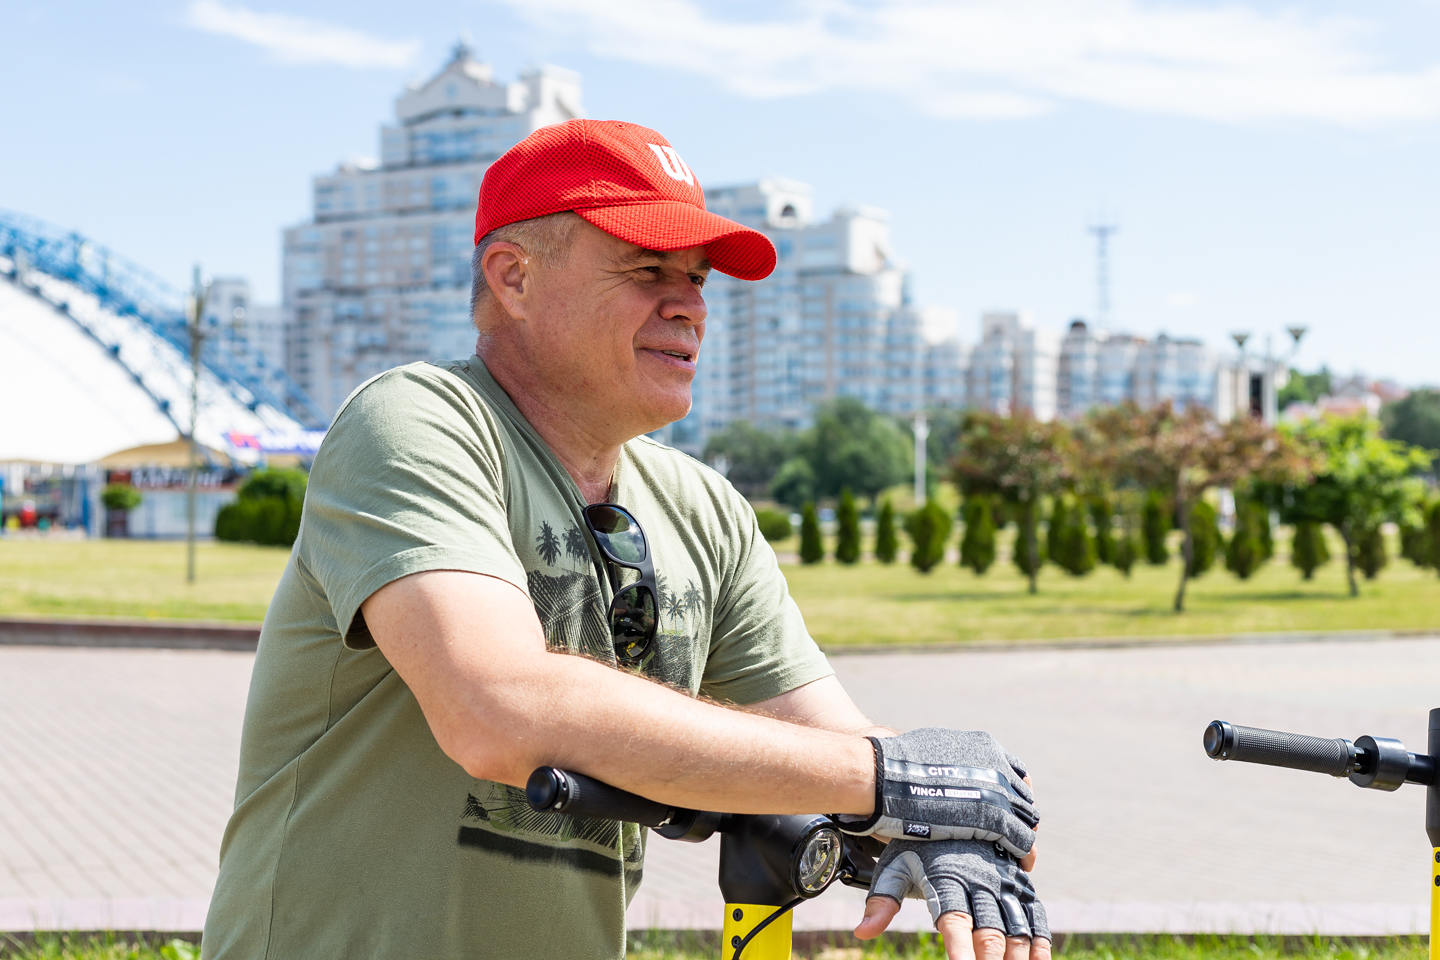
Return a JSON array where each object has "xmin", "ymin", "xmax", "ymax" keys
[{"xmin": 480, "ymin": 350, "xmax": 623, "ymax": 504}]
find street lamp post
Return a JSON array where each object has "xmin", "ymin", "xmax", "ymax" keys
[
  {"xmin": 186, "ymin": 265, "xmax": 208, "ymax": 585},
  {"xmin": 912, "ymin": 411, "xmax": 929, "ymax": 506},
  {"xmin": 1229, "ymin": 326, "xmax": 1307, "ymax": 424}
]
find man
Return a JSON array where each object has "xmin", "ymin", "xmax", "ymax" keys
[{"xmin": 203, "ymin": 119, "xmax": 1047, "ymax": 960}]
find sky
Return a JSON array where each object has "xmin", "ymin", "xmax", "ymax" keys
[{"xmin": 2, "ymin": 0, "xmax": 1437, "ymax": 385}]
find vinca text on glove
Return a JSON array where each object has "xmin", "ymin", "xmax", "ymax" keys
[{"xmin": 833, "ymin": 728, "xmax": 1038, "ymax": 858}]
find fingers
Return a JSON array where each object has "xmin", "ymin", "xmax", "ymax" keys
[
  {"xmin": 854, "ymin": 895, "xmax": 900, "ymax": 941},
  {"xmin": 1021, "ymin": 836, "xmax": 1038, "ymax": 873},
  {"xmin": 1005, "ymin": 936, "xmax": 1033, "ymax": 960},
  {"xmin": 1030, "ymin": 936, "xmax": 1054, "ymax": 960},
  {"xmin": 936, "ymin": 911, "xmax": 976, "ymax": 960}
]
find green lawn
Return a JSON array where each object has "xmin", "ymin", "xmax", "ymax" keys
[
  {"xmin": 2, "ymin": 933, "xmax": 1426, "ymax": 960},
  {"xmin": 1, "ymin": 530, "xmax": 1437, "ymax": 645}
]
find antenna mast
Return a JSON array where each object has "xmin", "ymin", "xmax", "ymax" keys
[{"xmin": 1087, "ymin": 221, "xmax": 1119, "ymax": 331}]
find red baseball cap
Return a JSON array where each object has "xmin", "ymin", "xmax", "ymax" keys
[{"xmin": 474, "ymin": 119, "xmax": 776, "ymax": 281}]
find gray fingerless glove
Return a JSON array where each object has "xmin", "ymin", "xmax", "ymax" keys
[
  {"xmin": 869, "ymin": 838, "xmax": 1050, "ymax": 939},
  {"xmin": 834, "ymin": 728, "xmax": 1038, "ymax": 857}
]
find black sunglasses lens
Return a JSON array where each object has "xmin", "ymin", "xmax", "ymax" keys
[
  {"xmin": 585, "ymin": 504, "xmax": 648, "ymax": 565},
  {"xmin": 610, "ymin": 584, "xmax": 657, "ymax": 663}
]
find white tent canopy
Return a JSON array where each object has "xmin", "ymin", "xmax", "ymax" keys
[{"xmin": 0, "ymin": 255, "xmax": 314, "ymax": 465}]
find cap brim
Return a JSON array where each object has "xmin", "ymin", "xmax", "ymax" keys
[{"xmin": 577, "ymin": 201, "xmax": 777, "ymax": 281}]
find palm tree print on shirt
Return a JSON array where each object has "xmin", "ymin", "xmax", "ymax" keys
[
  {"xmin": 564, "ymin": 524, "xmax": 588, "ymax": 565},
  {"xmin": 536, "ymin": 521, "xmax": 561, "ymax": 566}
]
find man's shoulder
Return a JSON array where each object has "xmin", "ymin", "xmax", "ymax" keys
[
  {"xmin": 627, "ymin": 434, "xmax": 734, "ymax": 495},
  {"xmin": 333, "ymin": 359, "xmax": 482, "ymax": 418}
]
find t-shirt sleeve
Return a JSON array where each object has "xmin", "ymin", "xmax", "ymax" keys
[
  {"xmin": 299, "ymin": 366, "xmax": 529, "ymax": 648},
  {"xmin": 699, "ymin": 492, "xmax": 833, "ymax": 705}
]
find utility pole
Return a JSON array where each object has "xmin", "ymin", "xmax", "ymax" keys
[
  {"xmin": 186, "ymin": 265, "xmax": 208, "ymax": 585},
  {"xmin": 1087, "ymin": 221, "xmax": 1119, "ymax": 330}
]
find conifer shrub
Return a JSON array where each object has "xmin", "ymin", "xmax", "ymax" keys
[
  {"xmin": 1291, "ymin": 519, "xmax": 1330, "ymax": 580},
  {"xmin": 905, "ymin": 500, "xmax": 952, "ymax": 574},
  {"xmin": 1089, "ymin": 496, "xmax": 1115, "ymax": 565},
  {"xmin": 1142, "ymin": 490, "xmax": 1170, "ymax": 565},
  {"xmin": 1111, "ymin": 528, "xmax": 1138, "ymax": 578},
  {"xmin": 1186, "ymin": 500, "xmax": 1222, "ymax": 578},
  {"xmin": 1225, "ymin": 501, "xmax": 1266, "ymax": 580},
  {"xmin": 1012, "ymin": 501, "xmax": 1046, "ymax": 579},
  {"xmin": 874, "ymin": 498, "xmax": 898, "ymax": 564},
  {"xmin": 1053, "ymin": 496, "xmax": 1097, "ymax": 577},
  {"xmin": 834, "ymin": 489, "xmax": 861, "ymax": 564},
  {"xmin": 1353, "ymin": 524, "xmax": 1387, "ymax": 580},
  {"xmin": 1045, "ymin": 496, "xmax": 1068, "ymax": 562},
  {"xmin": 959, "ymin": 494, "xmax": 997, "ymax": 575},
  {"xmin": 1428, "ymin": 500, "xmax": 1440, "ymax": 577},
  {"xmin": 799, "ymin": 502, "xmax": 824, "ymax": 564}
]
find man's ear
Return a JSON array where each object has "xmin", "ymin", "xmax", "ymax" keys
[{"xmin": 481, "ymin": 241, "xmax": 532, "ymax": 319}]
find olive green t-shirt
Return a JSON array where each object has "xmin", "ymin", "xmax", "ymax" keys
[{"xmin": 202, "ymin": 356, "xmax": 832, "ymax": 960}]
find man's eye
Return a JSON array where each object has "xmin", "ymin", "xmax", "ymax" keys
[{"xmin": 689, "ymin": 274, "xmax": 707, "ymax": 288}]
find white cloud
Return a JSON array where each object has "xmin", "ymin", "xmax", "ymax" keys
[
  {"xmin": 184, "ymin": 0, "xmax": 420, "ymax": 69},
  {"xmin": 496, "ymin": 0, "xmax": 1440, "ymax": 124}
]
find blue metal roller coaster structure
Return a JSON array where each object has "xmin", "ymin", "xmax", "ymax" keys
[{"xmin": 0, "ymin": 208, "xmax": 328, "ymax": 430}]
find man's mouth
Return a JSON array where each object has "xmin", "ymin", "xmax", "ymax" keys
[{"xmin": 657, "ymin": 349, "xmax": 694, "ymax": 362}]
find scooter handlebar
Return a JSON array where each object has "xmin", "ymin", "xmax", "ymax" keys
[
  {"xmin": 526, "ymin": 766, "xmax": 684, "ymax": 829},
  {"xmin": 1203, "ymin": 720, "xmax": 1358, "ymax": 777}
]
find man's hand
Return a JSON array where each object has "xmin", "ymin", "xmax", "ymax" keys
[
  {"xmin": 854, "ymin": 838, "xmax": 1050, "ymax": 960},
  {"xmin": 835, "ymin": 728, "xmax": 1038, "ymax": 859}
]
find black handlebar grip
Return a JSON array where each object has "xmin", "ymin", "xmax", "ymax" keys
[
  {"xmin": 526, "ymin": 767, "xmax": 681, "ymax": 828},
  {"xmin": 1204, "ymin": 720, "xmax": 1357, "ymax": 776}
]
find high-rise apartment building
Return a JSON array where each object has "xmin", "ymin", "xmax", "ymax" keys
[
  {"xmin": 1055, "ymin": 321, "xmax": 1219, "ymax": 419},
  {"xmin": 283, "ymin": 45, "xmax": 582, "ymax": 417},
  {"xmin": 967, "ymin": 311, "xmax": 1059, "ymax": 420},
  {"xmin": 670, "ymin": 179, "xmax": 940, "ymax": 452}
]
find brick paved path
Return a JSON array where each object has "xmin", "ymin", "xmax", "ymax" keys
[{"xmin": 1, "ymin": 637, "xmax": 1434, "ymax": 934}]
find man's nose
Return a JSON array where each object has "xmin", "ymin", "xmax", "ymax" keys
[{"xmin": 660, "ymin": 282, "xmax": 707, "ymax": 326}]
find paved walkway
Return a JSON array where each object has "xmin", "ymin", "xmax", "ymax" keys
[{"xmin": 1, "ymin": 637, "xmax": 1435, "ymax": 935}]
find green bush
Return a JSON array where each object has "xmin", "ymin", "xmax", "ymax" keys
[
  {"xmin": 1142, "ymin": 490, "xmax": 1170, "ymax": 565},
  {"xmin": 1400, "ymin": 517, "xmax": 1431, "ymax": 567},
  {"xmin": 1291, "ymin": 519, "xmax": 1331, "ymax": 580},
  {"xmin": 1428, "ymin": 500, "xmax": 1440, "ymax": 577},
  {"xmin": 1353, "ymin": 523, "xmax": 1387, "ymax": 580},
  {"xmin": 799, "ymin": 502, "xmax": 824, "ymax": 564},
  {"xmin": 1111, "ymin": 529, "xmax": 1138, "ymax": 578},
  {"xmin": 213, "ymin": 467, "xmax": 308, "ymax": 547},
  {"xmin": 834, "ymin": 488, "xmax": 861, "ymax": 564},
  {"xmin": 874, "ymin": 498, "xmax": 898, "ymax": 564},
  {"xmin": 1186, "ymin": 500, "xmax": 1222, "ymax": 578},
  {"xmin": 100, "ymin": 482, "xmax": 142, "ymax": 512},
  {"xmin": 959, "ymin": 494, "xmax": 997, "ymax": 575},
  {"xmin": 1225, "ymin": 500, "xmax": 1266, "ymax": 580},
  {"xmin": 1052, "ymin": 495, "xmax": 1097, "ymax": 577},
  {"xmin": 1089, "ymin": 496, "xmax": 1115, "ymax": 565},
  {"xmin": 1255, "ymin": 502, "xmax": 1275, "ymax": 561},
  {"xmin": 1012, "ymin": 501, "xmax": 1046, "ymax": 579},
  {"xmin": 905, "ymin": 501, "xmax": 952, "ymax": 574},
  {"xmin": 754, "ymin": 508, "xmax": 792, "ymax": 543},
  {"xmin": 1045, "ymin": 495, "xmax": 1069, "ymax": 562}
]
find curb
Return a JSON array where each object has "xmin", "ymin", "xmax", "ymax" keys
[
  {"xmin": 0, "ymin": 617, "xmax": 260, "ymax": 651},
  {"xmin": 820, "ymin": 627, "xmax": 1439, "ymax": 656},
  {"xmin": 0, "ymin": 616, "xmax": 1433, "ymax": 655}
]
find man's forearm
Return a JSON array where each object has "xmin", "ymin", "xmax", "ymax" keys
[{"xmin": 475, "ymin": 650, "xmax": 877, "ymax": 816}]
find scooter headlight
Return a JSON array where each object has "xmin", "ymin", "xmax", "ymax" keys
[{"xmin": 792, "ymin": 823, "xmax": 843, "ymax": 896}]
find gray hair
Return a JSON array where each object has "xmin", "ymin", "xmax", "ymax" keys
[{"xmin": 470, "ymin": 211, "xmax": 581, "ymax": 330}]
